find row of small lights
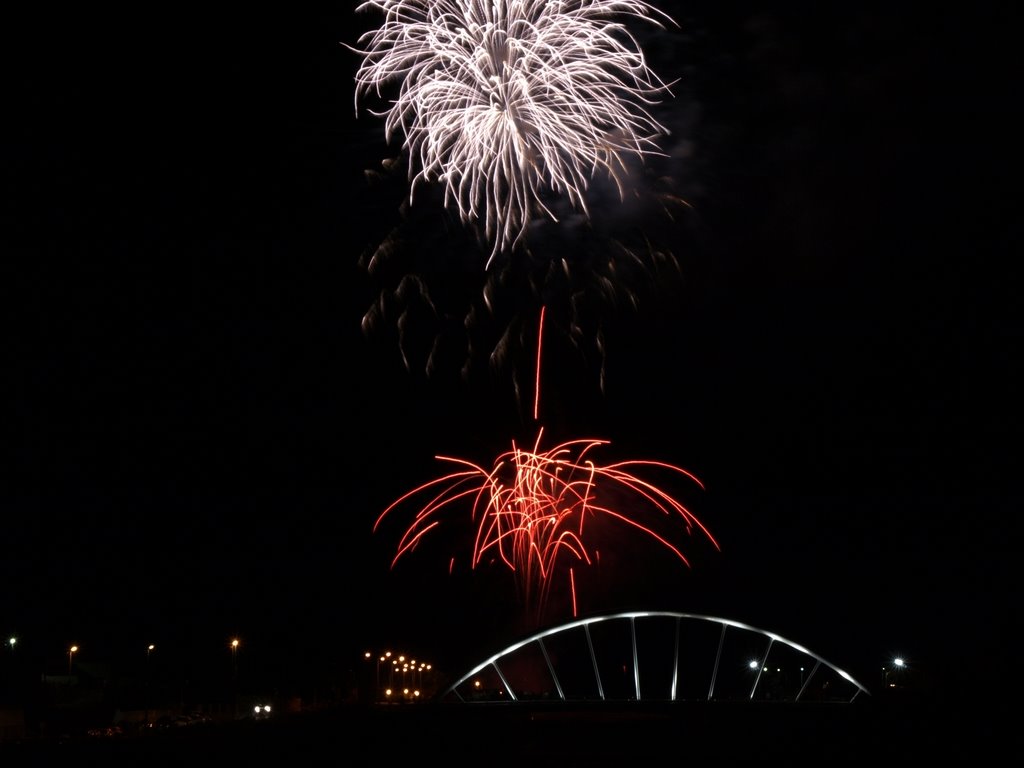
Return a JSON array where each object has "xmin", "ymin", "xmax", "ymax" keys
[
  {"xmin": 364, "ymin": 650, "xmax": 434, "ymax": 701},
  {"xmin": 746, "ymin": 656, "xmax": 909, "ymax": 686},
  {"xmin": 6, "ymin": 637, "xmax": 240, "ymax": 652},
  {"xmin": 14, "ymin": 639, "xmax": 908, "ymax": 671},
  {"xmin": 9, "ymin": 636, "xmax": 272, "ymax": 718},
  {"xmin": 6, "ymin": 636, "xmax": 241, "ymax": 670},
  {"xmin": 470, "ymin": 658, "xmax": 910, "ymax": 696},
  {"xmin": 747, "ymin": 657, "xmax": 907, "ymax": 671},
  {"xmin": 11, "ymin": 638, "xmax": 911, "ymax": 696}
]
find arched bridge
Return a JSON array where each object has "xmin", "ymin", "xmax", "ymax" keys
[{"xmin": 439, "ymin": 611, "xmax": 869, "ymax": 704}]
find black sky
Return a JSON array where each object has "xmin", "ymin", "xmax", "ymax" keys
[{"xmin": 3, "ymin": 3, "xmax": 1018, "ymax": 697}]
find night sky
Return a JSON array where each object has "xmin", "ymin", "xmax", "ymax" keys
[{"xmin": 4, "ymin": 3, "xmax": 1017, "ymax": 700}]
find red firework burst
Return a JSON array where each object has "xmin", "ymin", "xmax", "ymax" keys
[
  {"xmin": 375, "ymin": 306, "xmax": 719, "ymax": 624},
  {"xmin": 374, "ymin": 425, "xmax": 719, "ymax": 622}
]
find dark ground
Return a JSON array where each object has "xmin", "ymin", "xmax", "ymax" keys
[{"xmin": 0, "ymin": 694, "xmax": 1007, "ymax": 767}]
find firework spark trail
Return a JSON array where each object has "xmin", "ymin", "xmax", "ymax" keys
[{"xmin": 350, "ymin": 0, "xmax": 678, "ymax": 264}]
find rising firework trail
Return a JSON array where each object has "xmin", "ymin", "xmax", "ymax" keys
[
  {"xmin": 349, "ymin": 0, "xmax": 679, "ymax": 264},
  {"xmin": 373, "ymin": 306, "xmax": 719, "ymax": 626}
]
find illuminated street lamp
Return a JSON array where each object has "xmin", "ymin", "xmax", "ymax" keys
[
  {"xmin": 391, "ymin": 658, "xmax": 399, "ymax": 689},
  {"xmin": 883, "ymin": 656, "xmax": 907, "ymax": 688},
  {"xmin": 417, "ymin": 662, "xmax": 431, "ymax": 692},
  {"xmin": 7, "ymin": 637, "xmax": 14, "ymax": 655},
  {"xmin": 145, "ymin": 644, "xmax": 156, "ymax": 724},
  {"xmin": 364, "ymin": 651, "xmax": 378, "ymax": 700},
  {"xmin": 230, "ymin": 638, "xmax": 240, "ymax": 680},
  {"xmin": 228, "ymin": 638, "xmax": 241, "ymax": 719},
  {"xmin": 364, "ymin": 651, "xmax": 397, "ymax": 702},
  {"xmin": 68, "ymin": 645, "xmax": 78, "ymax": 676}
]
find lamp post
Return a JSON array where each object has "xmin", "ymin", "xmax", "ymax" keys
[
  {"xmin": 364, "ymin": 652, "xmax": 387, "ymax": 702},
  {"xmin": 374, "ymin": 651, "xmax": 394, "ymax": 703},
  {"xmin": 6, "ymin": 638, "xmax": 15, "ymax": 688},
  {"xmin": 377, "ymin": 656, "xmax": 385, "ymax": 701},
  {"xmin": 229, "ymin": 639, "xmax": 240, "ymax": 719},
  {"xmin": 68, "ymin": 645, "xmax": 78, "ymax": 676},
  {"xmin": 883, "ymin": 656, "xmax": 906, "ymax": 689},
  {"xmin": 145, "ymin": 645, "xmax": 155, "ymax": 725},
  {"xmin": 417, "ymin": 662, "xmax": 430, "ymax": 694}
]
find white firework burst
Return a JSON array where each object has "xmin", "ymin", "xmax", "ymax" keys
[{"xmin": 349, "ymin": 0, "xmax": 678, "ymax": 266}]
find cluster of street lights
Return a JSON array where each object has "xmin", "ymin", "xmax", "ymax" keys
[{"xmin": 363, "ymin": 650, "xmax": 434, "ymax": 702}]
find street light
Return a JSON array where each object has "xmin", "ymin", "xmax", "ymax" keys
[
  {"xmin": 363, "ymin": 652, "xmax": 389, "ymax": 702},
  {"xmin": 145, "ymin": 644, "xmax": 155, "ymax": 725},
  {"xmin": 230, "ymin": 638, "xmax": 239, "ymax": 684},
  {"xmin": 363, "ymin": 652, "xmax": 377, "ymax": 701},
  {"xmin": 68, "ymin": 645, "xmax": 78, "ymax": 676},
  {"xmin": 7, "ymin": 637, "xmax": 14, "ymax": 655},
  {"xmin": 883, "ymin": 656, "xmax": 907, "ymax": 689},
  {"xmin": 229, "ymin": 638, "xmax": 241, "ymax": 719}
]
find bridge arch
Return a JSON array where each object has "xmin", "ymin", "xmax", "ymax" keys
[{"xmin": 440, "ymin": 611, "xmax": 869, "ymax": 704}]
